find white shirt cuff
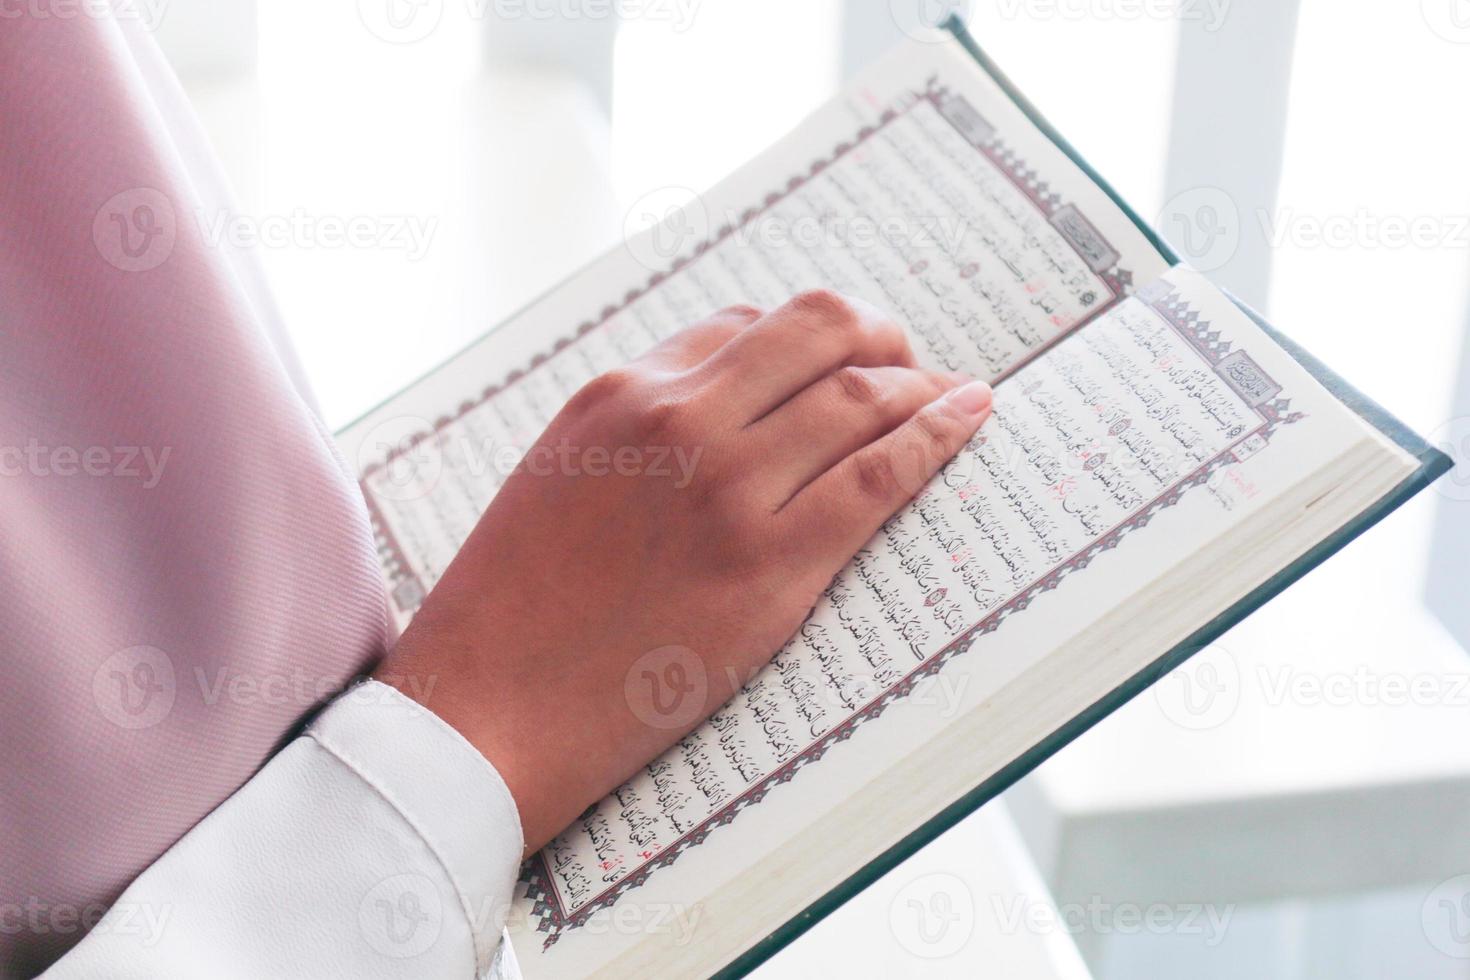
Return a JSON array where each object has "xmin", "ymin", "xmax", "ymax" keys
[
  {"xmin": 47, "ymin": 680, "xmax": 524, "ymax": 979},
  {"xmin": 308, "ymin": 681, "xmax": 525, "ymax": 974}
]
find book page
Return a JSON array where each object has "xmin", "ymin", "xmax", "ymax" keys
[
  {"xmin": 505, "ymin": 264, "xmax": 1401, "ymax": 977},
  {"xmin": 339, "ymin": 35, "xmax": 1170, "ymax": 620},
  {"xmin": 333, "ymin": 33, "xmax": 1422, "ymax": 978}
]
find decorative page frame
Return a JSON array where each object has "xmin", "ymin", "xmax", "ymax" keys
[{"xmin": 508, "ymin": 101, "xmax": 1298, "ymax": 947}]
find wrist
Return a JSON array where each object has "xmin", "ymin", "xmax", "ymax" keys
[{"xmin": 374, "ymin": 635, "xmax": 604, "ymax": 856}]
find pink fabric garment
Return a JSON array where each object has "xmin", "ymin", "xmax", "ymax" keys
[{"xmin": 0, "ymin": 14, "xmax": 389, "ymax": 975}]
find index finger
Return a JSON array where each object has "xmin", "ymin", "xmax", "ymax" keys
[{"xmin": 779, "ymin": 381, "xmax": 993, "ymax": 566}]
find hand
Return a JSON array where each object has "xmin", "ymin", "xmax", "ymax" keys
[{"xmin": 376, "ymin": 291, "xmax": 993, "ymax": 853}]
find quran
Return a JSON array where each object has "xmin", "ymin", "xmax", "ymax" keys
[{"xmin": 337, "ymin": 20, "xmax": 1450, "ymax": 979}]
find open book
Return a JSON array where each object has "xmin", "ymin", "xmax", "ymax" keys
[{"xmin": 337, "ymin": 20, "xmax": 1450, "ymax": 979}]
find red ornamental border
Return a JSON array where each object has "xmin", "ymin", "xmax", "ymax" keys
[
  {"xmin": 360, "ymin": 79, "xmax": 1137, "ymax": 619},
  {"xmin": 519, "ymin": 284, "xmax": 1303, "ymax": 948}
]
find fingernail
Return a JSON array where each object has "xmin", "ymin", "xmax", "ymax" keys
[{"xmin": 946, "ymin": 381, "xmax": 992, "ymax": 417}]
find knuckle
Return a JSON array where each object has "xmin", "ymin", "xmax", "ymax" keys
[
  {"xmin": 852, "ymin": 451, "xmax": 898, "ymax": 503},
  {"xmin": 634, "ymin": 395, "xmax": 690, "ymax": 441},
  {"xmin": 787, "ymin": 288, "xmax": 857, "ymax": 329},
  {"xmin": 570, "ymin": 367, "xmax": 641, "ymax": 411},
  {"xmin": 877, "ymin": 319, "xmax": 915, "ymax": 361},
  {"xmin": 714, "ymin": 303, "xmax": 764, "ymax": 323},
  {"xmin": 912, "ymin": 407, "xmax": 960, "ymax": 459},
  {"xmin": 832, "ymin": 366, "xmax": 887, "ymax": 412},
  {"xmin": 785, "ymin": 290, "xmax": 912, "ymax": 365},
  {"xmin": 925, "ymin": 370, "xmax": 962, "ymax": 396}
]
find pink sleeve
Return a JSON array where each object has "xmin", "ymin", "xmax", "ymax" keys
[{"xmin": 0, "ymin": 12, "xmax": 389, "ymax": 973}]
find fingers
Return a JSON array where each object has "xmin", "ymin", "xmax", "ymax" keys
[
  {"xmin": 692, "ymin": 290, "xmax": 916, "ymax": 425},
  {"xmin": 781, "ymin": 381, "xmax": 993, "ymax": 564},
  {"xmin": 639, "ymin": 305, "xmax": 764, "ymax": 372},
  {"xmin": 750, "ymin": 365, "xmax": 968, "ymax": 506}
]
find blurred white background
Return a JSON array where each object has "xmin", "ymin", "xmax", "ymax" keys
[{"xmin": 145, "ymin": 0, "xmax": 1470, "ymax": 975}]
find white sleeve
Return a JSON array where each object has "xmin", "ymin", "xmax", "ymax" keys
[{"xmin": 43, "ymin": 681, "xmax": 524, "ymax": 979}]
